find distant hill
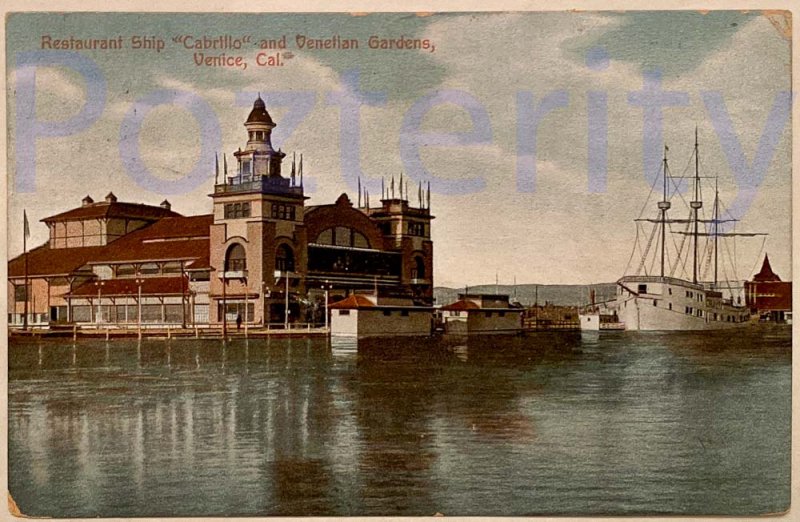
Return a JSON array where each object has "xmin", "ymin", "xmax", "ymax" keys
[{"xmin": 434, "ymin": 283, "xmax": 617, "ymax": 308}]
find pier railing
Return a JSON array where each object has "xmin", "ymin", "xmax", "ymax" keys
[{"xmin": 10, "ymin": 322, "xmax": 330, "ymax": 340}]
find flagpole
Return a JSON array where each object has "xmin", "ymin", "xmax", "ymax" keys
[{"xmin": 23, "ymin": 210, "xmax": 29, "ymax": 331}]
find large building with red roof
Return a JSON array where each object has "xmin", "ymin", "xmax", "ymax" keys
[
  {"xmin": 744, "ymin": 254, "xmax": 792, "ymax": 323},
  {"xmin": 8, "ymin": 97, "xmax": 434, "ymax": 329}
]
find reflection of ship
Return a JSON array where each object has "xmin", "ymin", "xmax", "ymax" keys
[{"xmin": 589, "ymin": 130, "xmax": 765, "ymax": 331}]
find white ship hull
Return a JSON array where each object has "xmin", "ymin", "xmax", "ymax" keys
[{"xmin": 611, "ymin": 276, "xmax": 750, "ymax": 331}]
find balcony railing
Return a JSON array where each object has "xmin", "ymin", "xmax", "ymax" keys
[
  {"xmin": 214, "ymin": 177, "xmax": 304, "ymax": 196},
  {"xmin": 220, "ymin": 270, "xmax": 248, "ymax": 280}
]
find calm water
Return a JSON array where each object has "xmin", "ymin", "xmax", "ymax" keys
[{"xmin": 8, "ymin": 328, "xmax": 791, "ymax": 517}]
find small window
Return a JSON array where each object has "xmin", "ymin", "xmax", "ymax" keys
[
  {"xmin": 485, "ymin": 311, "xmax": 493, "ymax": 318},
  {"xmin": 668, "ymin": 288, "xmax": 672, "ymax": 295},
  {"xmin": 339, "ymin": 310, "xmax": 350, "ymax": 316},
  {"xmin": 14, "ymin": 284, "xmax": 29, "ymax": 302},
  {"xmin": 271, "ymin": 203, "xmax": 295, "ymax": 221},
  {"xmin": 224, "ymin": 202, "xmax": 251, "ymax": 219},
  {"xmin": 140, "ymin": 263, "xmax": 159, "ymax": 275},
  {"xmin": 408, "ymin": 222, "xmax": 426, "ymax": 237},
  {"xmin": 499, "ymin": 311, "xmax": 506, "ymax": 317},
  {"xmin": 383, "ymin": 310, "xmax": 392, "ymax": 316},
  {"xmin": 669, "ymin": 303, "xmax": 672, "ymax": 310},
  {"xmin": 401, "ymin": 310, "xmax": 410, "ymax": 317},
  {"xmin": 638, "ymin": 284, "xmax": 647, "ymax": 294},
  {"xmin": 653, "ymin": 300, "xmax": 658, "ymax": 306}
]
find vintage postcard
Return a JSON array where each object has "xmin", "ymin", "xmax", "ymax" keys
[{"xmin": 3, "ymin": 4, "xmax": 794, "ymax": 518}]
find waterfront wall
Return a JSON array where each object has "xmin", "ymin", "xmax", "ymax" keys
[{"xmin": 331, "ymin": 308, "xmax": 431, "ymax": 337}]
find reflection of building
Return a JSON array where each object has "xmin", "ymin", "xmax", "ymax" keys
[
  {"xmin": 745, "ymin": 254, "xmax": 792, "ymax": 323},
  {"xmin": 8, "ymin": 96, "xmax": 434, "ymax": 328},
  {"xmin": 441, "ymin": 294, "xmax": 523, "ymax": 335}
]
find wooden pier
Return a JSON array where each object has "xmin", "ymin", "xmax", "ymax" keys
[{"xmin": 9, "ymin": 323, "xmax": 329, "ymax": 341}]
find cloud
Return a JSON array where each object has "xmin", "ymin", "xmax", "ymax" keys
[{"xmin": 7, "ymin": 13, "xmax": 791, "ymax": 286}]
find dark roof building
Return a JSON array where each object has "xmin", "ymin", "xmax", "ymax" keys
[{"xmin": 745, "ymin": 254, "xmax": 791, "ymax": 322}]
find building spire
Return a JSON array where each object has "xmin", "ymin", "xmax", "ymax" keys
[{"xmin": 427, "ymin": 181, "xmax": 431, "ymax": 209}]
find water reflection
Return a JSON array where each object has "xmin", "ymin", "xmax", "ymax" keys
[{"xmin": 8, "ymin": 328, "xmax": 791, "ymax": 517}]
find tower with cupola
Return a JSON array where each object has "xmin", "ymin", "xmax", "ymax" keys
[{"xmin": 209, "ymin": 96, "xmax": 308, "ymax": 327}]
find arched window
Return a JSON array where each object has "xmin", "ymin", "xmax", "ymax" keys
[
  {"xmin": 315, "ymin": 227, "xmax": 370, "ymax": 248},
  {"xmin": 225, "ymin": 243, "xmax": 247, "ymax": 272},
  {"xmin": 412, "ymin": 256, "xmax": 425, "ymax": 279},
  {"xmin": 316, "ymin": 229, "xmax": 333, "ymax": 244},
  {"xmin": 275, "ymin": 244, "xmax": 295, "ymax": 272},
  {"xmin": 353, "ymin": 232, "xmax": 369, "ymax": 248}
]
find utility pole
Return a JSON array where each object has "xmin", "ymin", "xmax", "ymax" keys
[
  {"xmin": 221, "ymin": 273, "xmax": 227, "ymax": 340},
  {"xmin": 284, "ymin": 273, "xmax": 290, "ymax": 329},
  {"xmin": 136, "ymin": 277, "xmax": 144, "ymax": 339},
  {"xmin": 244, "ymin": 278, "xmax": 249, "ymax": 338}
]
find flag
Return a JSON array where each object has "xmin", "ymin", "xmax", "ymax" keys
[{"xmin": 23, "ymin": 210, "xmax": 30, "ymax": 240}]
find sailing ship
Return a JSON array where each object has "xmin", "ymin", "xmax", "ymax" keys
[{"xmin": 603, "ymin": 129, "xmax": 765, "ymax": 331}]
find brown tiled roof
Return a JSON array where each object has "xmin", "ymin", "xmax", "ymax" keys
[
  {"xmin": 8, "ymin": 243, "xmax": 103, "ymax": 278},
  {"xmin": 86, "ymin": 215, "xmax": 212, "ymax": 265},
  {"xmin": 68, "ymin": 277, "xmax": 187, "ymax": 297},
  {"xmin": 42, "ymin": 201, "xmax": 181, "ymax": 223},
  {"xmin": 441, "ymin": 299, "xmax": 481, "ymax": 311},
  {"xmin": 9, "ymin": 215, "xmax": 213, "ymax": 277},
  {"xmin": 329, "ymin": 294, "xmax": 378, "ymax": 309}
]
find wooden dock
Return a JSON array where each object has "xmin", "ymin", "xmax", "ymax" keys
[{"xmin": 10, "ymin": 324, "xmax": 330, "ymax": 341}]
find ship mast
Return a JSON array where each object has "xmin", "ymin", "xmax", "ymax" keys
[
  {"xmin": 691, "ymin": 127, "xmax": 702, "ymax": 284},
  {"xmin": 713, "ymin": 177, "xmax": 719, "ymax": 286},
  {"xmin": 658, "ymin": 145, "xmax": 671, "ymax": 278}
]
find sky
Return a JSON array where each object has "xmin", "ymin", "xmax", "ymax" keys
[{"xmin": 5, "ymin": 11, "xmax": 792, "ymax": 286}]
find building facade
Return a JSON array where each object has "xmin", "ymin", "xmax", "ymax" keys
[
  {"xmin": 8, "ymin": 96, "xmax": 434, "ymax": 329},
  {"xmin": 744, "ymin": 254, "xmax": 792, "ymax": 323},
  {"xmin": 441, "ymin": 294, "xmax": 524, "ymax": 335}
]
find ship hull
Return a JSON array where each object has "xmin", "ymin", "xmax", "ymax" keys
[{"xmin": 611, "ymin": 276, "xmax": 751, "ymax": 331}]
